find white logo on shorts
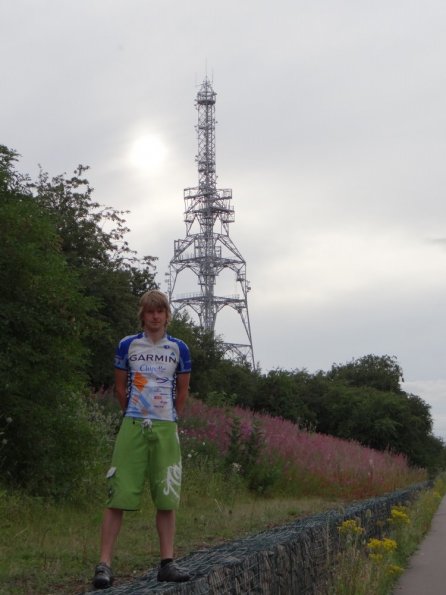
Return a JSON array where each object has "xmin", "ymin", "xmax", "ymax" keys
[
  {"xmin": 106, "ymin": 466, "xmax": 117, "ymax": 479},
  {"xmin": 163, "ymin": 463, "xmax": 182, "ymax": 500}
]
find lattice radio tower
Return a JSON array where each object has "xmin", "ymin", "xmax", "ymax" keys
[{"xmin": 167, "ymin": 77, "xmax": 255, "ymax": 368}]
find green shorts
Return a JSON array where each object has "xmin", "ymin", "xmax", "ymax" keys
[{"xmin": 106, "ymin": 417, "xmax": 182, "ymax": 511}]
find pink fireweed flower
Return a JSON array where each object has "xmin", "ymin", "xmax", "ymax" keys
[{"xmin": 181, "ymin": 398, "xmax": 426, "ymax": 498}]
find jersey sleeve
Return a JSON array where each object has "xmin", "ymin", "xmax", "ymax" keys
[
  {"xmin": 114, "ymin": 335, "xmax": 134, "ymax": 370},
  {"xmin": 176, "ymin": 340, "xmax": 192, "ymax": 374}
]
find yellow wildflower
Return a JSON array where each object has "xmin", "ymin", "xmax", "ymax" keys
[
  {"xmin": 367, "ymin": 537, "xmax": 397, "ymax": 554},
  {"xmin": 388, "ymin": 564, "xmax": 404, "ymax": 576},
  {"xmin": 388, "ymin": 506, "xmax": 410, "ymax": 526},
  {"xmin": 338, "ymin": 519, "xmax": 365, "ymax": 537}
]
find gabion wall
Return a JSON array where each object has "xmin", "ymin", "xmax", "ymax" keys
[{"xmin": 87, "ymin": 482, "xmax": 429, "ymax": 595}]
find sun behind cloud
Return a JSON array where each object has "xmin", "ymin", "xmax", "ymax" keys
[{"xmin": 128, "ymin": 133, "xmax": 168, "ymax": 173}]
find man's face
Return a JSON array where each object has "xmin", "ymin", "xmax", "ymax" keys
[{"xmin": 143, "ymin": 307, "xmax": 168, "ymax": 333}]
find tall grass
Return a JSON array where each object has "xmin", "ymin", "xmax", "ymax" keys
[
  {"xmin": 327, "ymin": 474, "xmax": 446, "ymax": 594},
  {"xmin": 182, "ymin": 398, "xmax": 426, "ymax": 499},
  {"xmin": 0, "ymin": 471, "xmax": 337, "ymax": 594}
]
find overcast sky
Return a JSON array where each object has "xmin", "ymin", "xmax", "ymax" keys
[{"xmin": 3, "ymin": 0, "xmax": 446, "ymax": 438}]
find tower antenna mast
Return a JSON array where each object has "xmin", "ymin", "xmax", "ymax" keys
[{"xmin": 168, "ymin": 77, "xmax": 255, "ymax": 368}]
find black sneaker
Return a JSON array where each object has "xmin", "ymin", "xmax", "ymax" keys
[
  {"xmin": 157, "ymin": 561, "xmax": 191, "ymax": 582},
  {"xmin": 92, "ymin": 562, "xmax": 114, "ymax": 589}
]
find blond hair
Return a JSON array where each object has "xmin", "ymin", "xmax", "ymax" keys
[{"xmin": 138, "ymin": 290, "xmax": 172, "ymax": 328}]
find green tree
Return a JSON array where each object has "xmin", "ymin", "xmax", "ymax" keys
[
  {"xmin": 167, "ymin": 312, "xmax": 261, "ymax": 406},
  {"xmin": 328, "ymin": 354, "xmax": 404, "ymax": 393},
  {"xmin": 252, "ymin": 354, "xmax": 445, "ymax": 472},
  {"xmin": 168, "ymin": 311, "xmax": 226, "ymax": 397},
  {"xmin": 32, "ymin": 166, "xmax": 158, "ymax": 387},
  {"xmin": 254, "ymin": 369, "xmax": 314, "ymax": 425},
  {"xmin": 207, "ymin": 359, "xmax": 260, "ymax": 410},
  {"xmin": 0, "ymin": 146, "xmax": 104, "ymax": 497},
  {"xmin": 314, "ymin": 382, "xmax": 440, "ymax": 470}
]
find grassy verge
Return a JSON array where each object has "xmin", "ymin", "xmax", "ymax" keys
[
  {"xmin": 0, "ymin": 397, "xmax": 434, "ymax": 594},
  {"xmin": 0, "ymin": 470, "xmax": 339, "ymax": 595},
  {"xmin": 327, "ymin": 474, "xmax": 446, "ymax": 595}
]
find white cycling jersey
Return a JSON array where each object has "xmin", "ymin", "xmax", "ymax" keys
[{"xmin": 114, "ymin": 332, "xmax": 191, "ymax": 422}]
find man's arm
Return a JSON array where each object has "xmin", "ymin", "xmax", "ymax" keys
[
  {"xmin": 114, "ymin": 368, "xmax": 128, "ymax": 413},
  {"xmin": 175, "ymin": 373, "xmax": 190, "ymax": 417}
]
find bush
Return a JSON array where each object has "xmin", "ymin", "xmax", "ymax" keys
[
  {"xmin": 225, "ymin": 415, "xmax": 281, "ymax": 495},
  {"xmin": 3, "ymin": 391, "xmax": 119, "ymax": 501}
]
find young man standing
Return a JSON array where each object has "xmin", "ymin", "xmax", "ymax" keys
[{"xmin": 92, "ymin": 290, "xmax": 192, "ymax": 589}]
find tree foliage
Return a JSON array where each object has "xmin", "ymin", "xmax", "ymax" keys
[
  {"xmin": 252, "ymin": 357, "xmax": 444, "ymax": 473},
  {"xmin": 0, "ymin": 146, "xmax": 158, "ymax": 497},
  {"xmin": 32, "ymin": 165, "xmax": 158, "ymax": 387},
  {"xmin": 328, "ymin": 354, "xmax": 404, "ymax": 393},
  {"xmin": 254, "ymin": 369, "xmax": 315, "ymax": 426},
  {"xmin": 0, "ymin": 146, "xmax": 101, "ymax": 496}
]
